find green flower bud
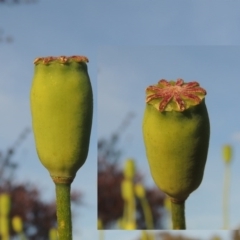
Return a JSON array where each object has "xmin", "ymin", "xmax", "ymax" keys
[
  {"xmin": 30, "ymin": 56, "xmax": 93, "ymax": 184},
  {"xmin": 123, "ymin": 158, "xmax": 135, "ymax": 179},
  {"xmin": 142, "ymin": 79, "xmax": 210, "ymax": 201},
  {"xmin": 0, "ymin": 193, "xmax": 11, "ymax": 216},
  {"xmin": 222, "ymin": 145, "xmax": 232, "ymax": 164},
  {"xmin": 12, "ymin": 216, "xmax": 23, "ymax": 233}
]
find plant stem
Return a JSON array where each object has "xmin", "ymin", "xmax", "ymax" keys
[
  {"xmin": 171, "ymin": 200, "xmax": 186, "ymax": 229},
  {"xmin": 55, "ymin": 183, "xmax": 72, "ymax": 240},
  {"xmin": 223, "ymin": 163, "xmax": 231, "ymax": 229},
  {"xmin": 20, "ymin": 232, "xmax": 27, "ymax": 240},
  {"xmin": 140, "ymin": 198, "xmax": 154, "ymax": 229},
  {"xmin": 99, "ymin": 230, "xmax": 104, "ymax": 240}
]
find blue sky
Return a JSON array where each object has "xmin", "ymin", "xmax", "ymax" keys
[{"xmin": 1, "ymin": 0, "xmax": 240, "ymax": 239}]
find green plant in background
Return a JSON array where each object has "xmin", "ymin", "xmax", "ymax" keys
[
  {"xmin": 49, "ymin": 228, "xmax": 58, "ymax": 240},
  {"xmin": 163, "ymin": 196, "xmax": 172, "ymax": 229},
  {"xmin": 98, "ymin": 218, "xmax": 103, "ymax": 229},
  {"xmin": 141, "ymin": 230, "xmax": 155, "ymax": 240},
  {"xmin": 142, "ymin": 79, "xmax": 210, "ymax": 229},
  {"xmin": 0, "ymin": 193, "xmax": 11, "ymax": 240},
  {"xmin": 12, "ymin": 215, "xmax": 27, "ymax": 240},
  {"xmin": 120, "ymin": 158, "xmax": 136, "ymax": 229},
  {"xmin": 222, "ymin": 144, "xmax": 233, "ymax": 229},
  {"xmin": 30, "ymin": 56, "xmax": 93, "ymax": 240},
  {"xmin": 135, "ymin": 183, "xmax": 153, "ymax": 229},
  {"xmin": 124, "ymin": 158, "xmax": 135, "ymax": 179},
  {"xmin": 97, "ymin": 219, "xmax": 104, "ymax": 240}
]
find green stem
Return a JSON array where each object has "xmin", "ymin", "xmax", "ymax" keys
[
  {"xmin": 140, "ymin": 198, "xmax": 154, "ymax": 229},
  {"xmin": 55, "ymin": 183, "xmax": 72, "ymax": 240},
  {"xmin": 99, "ymin": 230, "xmax": 104, "ymax": 240},
  {"xmin": 129, "ymin": 198, "xmax": 135, "ymax": 225},
  {"xmin": 1, "ymin": 236, "xmax": 9, "ymax": 240},
  {"xmin": 223, "ymin": 163, "xmax": 231, "ymax": 229},
  {"xmin": 0, "ymin": 216, "xmax": 10, "ymax": 240},
  {"xmin": 19, "ymin": 232, "xmax": 27, "ymax": 240},
  {"xmin": 171, "ymin": 200, "xmax": 186, "ymax": 229}
]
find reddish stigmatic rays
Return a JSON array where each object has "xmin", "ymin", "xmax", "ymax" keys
[
  {"xmin": 146, "ymin": 79, "xmax": 207, "ymax": 112},
  {"xmin": 33, "ymin": 55, "xmax": 89, "ymax": 65}
]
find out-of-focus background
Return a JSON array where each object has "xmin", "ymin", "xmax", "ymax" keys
[
  {"xmin": 101, "ymin": 230, "xmax": 235, "ymax": 240},
  {"xmin": 1, "ymin": 0, "xmax": 240, "ymax": 239}
]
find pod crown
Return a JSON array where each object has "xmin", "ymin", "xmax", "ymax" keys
[
  {"xmin": 146, "ymin": 78, "xmax": 207, "ymax": 112},
  {"xmin": 33, "ymin": 55, "xmax": 89, "ymax": 65}
]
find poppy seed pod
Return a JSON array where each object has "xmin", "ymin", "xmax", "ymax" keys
[
  {"xmin": 142, "ymin": 79, "xmax": 210, "ymax": 202},
  {"xmin": 222, "ymin": 145, "xmax": 232, "ymax": 164},
  {"xmin": 30, "ymin": 56, "xmax": 93, "ymax": 184}
]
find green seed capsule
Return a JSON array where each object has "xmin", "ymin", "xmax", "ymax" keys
[
  {"xmin": 222, "ymin": 145, "xmax": 232, "ymax": 164},
  {"xmin": 30, "ymin": 56, "xmax": 93, "ymax": 183},
  {"xmin": 142, "ymin": 79, "xmax": 210, "ymax": 201},
  {"xmin": 12, "ymin": 216, "xmax": 23, "ymax": 233}
]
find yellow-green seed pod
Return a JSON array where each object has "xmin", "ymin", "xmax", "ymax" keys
[
  {"xmin": 49, "ymin": 228, "xmax": 58, "ymax": 240},
  {"xmin": 135, "ymin": 183, "xmax": 146, "ymax": 199},
  {"xmin": 121, "ymin": 179, "xmax": 134, "ymax": 201},
  {"xmin": 123, "ymin": 158, "xmax": 136, "ymax": 179},
  {"xmin": 30, "ymin": 56, "xmax": 93, "ymax": 183},
  {"xmin": 0, "ymin": 193, "xmax": 11, "ymax": 216},
  {"xmin": 222, "ymin": 145, "xmax": 232, "ymax": 164},
  {"xmin": 12, "ymin": 216, "xmax": 23, "ymax": 233},
  {"xmin": 143, "ymin": 79, "xmax": 210, "ymax": 201}
]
